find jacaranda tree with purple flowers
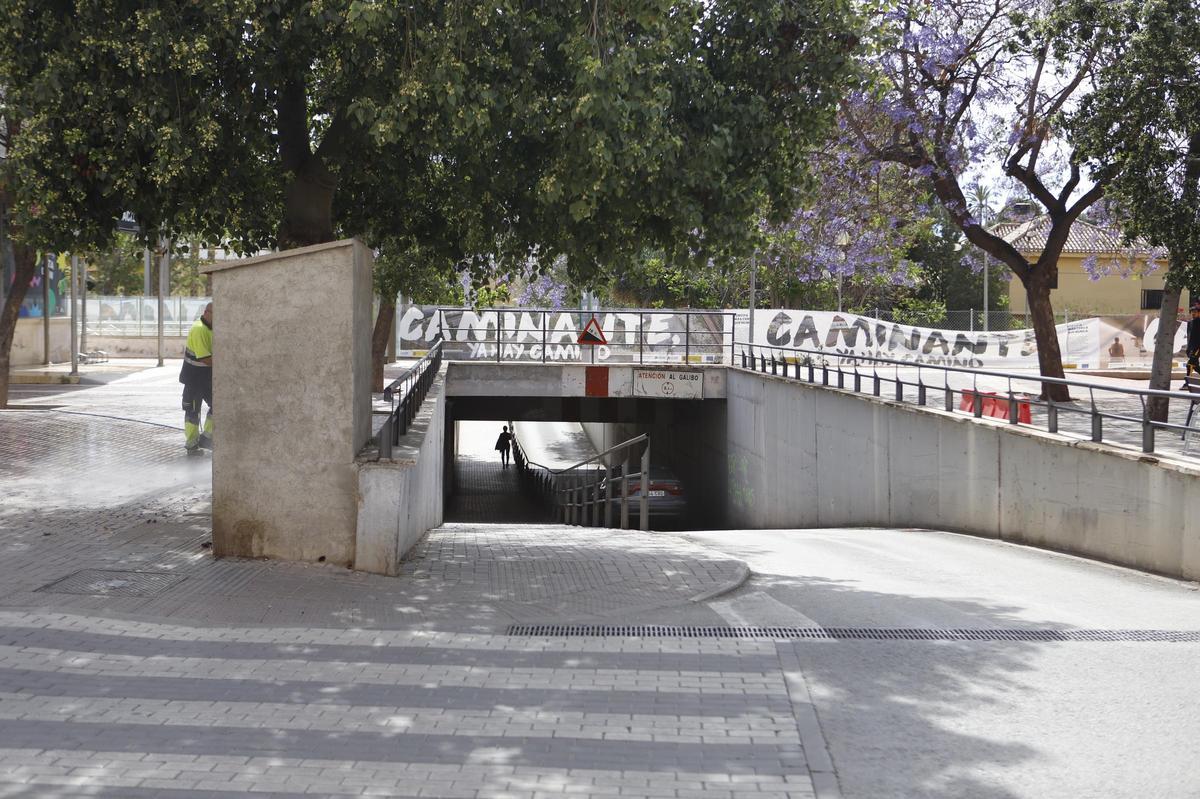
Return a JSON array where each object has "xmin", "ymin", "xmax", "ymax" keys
[
  {"xmin": 843, "ymin": 0, "xmax": 1120, "ymax": 399},
  {"xmin": 759, "ymin": 124, "xmax": 933, "ymax": 307}
]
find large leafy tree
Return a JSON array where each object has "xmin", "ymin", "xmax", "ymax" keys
[
  {"xmin": 0, "ymin": 0, "xmax": 859, "ymax": 405},
  {"xmin": 1070, "ymin": 0, "xmax": 1200, "ymax": 420},
  {"xmin": 842, "ymin": 0, "xmax": 1122, "ymax": 399}
]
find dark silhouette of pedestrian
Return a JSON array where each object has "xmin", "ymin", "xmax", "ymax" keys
[{"xmin": 494, "ymin": 425, "xmax": 512, "ymax": 468}]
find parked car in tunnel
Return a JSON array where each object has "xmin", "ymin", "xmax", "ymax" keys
[{"xmin": 602, "ymin": 465, "xmax": 688, "ymax": 527}]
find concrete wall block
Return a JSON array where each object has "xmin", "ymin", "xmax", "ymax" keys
[
  {"xmin": 203, "ymin": 239, "xmax": 374, "ymax": 566},
  {"xmin": 813, "ymin": 388, "xmax": 887, "ymax": 527},
  {"xmin": 11, "ymin": 318, "xmax": 71, "ymax": 366}
]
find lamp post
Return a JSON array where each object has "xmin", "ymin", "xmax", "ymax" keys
[{"xmin": 834, "ymin": 231, "xmax": 851, "ymax": 312}]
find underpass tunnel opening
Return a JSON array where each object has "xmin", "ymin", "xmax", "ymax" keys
[{"xmin": 443, "ymin": 396, "xmax": 729, "ymax": 530}]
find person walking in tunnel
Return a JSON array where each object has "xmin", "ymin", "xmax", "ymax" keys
[
  {"xmin": 180, "ymin": 302, "xmax": 214, "ymax": 455},
  {"xmin": 494, "ymin": 425, "xmax": 512, "ymax": 468}
]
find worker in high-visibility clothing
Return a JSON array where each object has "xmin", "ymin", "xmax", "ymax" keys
[{"xmin": 179, "ymin": 302, "xmax": 214, "ymax": 454}]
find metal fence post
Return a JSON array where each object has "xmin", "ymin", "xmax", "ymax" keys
[
  {"xmin": 592, "ymin": 471, "xmax": 601, "ymax": 526},
  {"xmin": 685, "ymin": 313, "xmax": 691, "ymax": 364},
  {"xmin": 1091, "ymin": 406, "xmax": 1103, "ymax": 442},
  {"xmin": 621, "ymin": 456, "xmax": 630, "ymax": 530},
  {"xmin": 639, "ymin": 312, "xmax": 644, "ymax": 364},
  {"xmin": 1142, "ymin": 406, "xmax": 1155, "ymax": 453},
  {"xmin": 639, "ymin": 444, "xmax": 650, "ymax": 532},
  {"xmin": 1047, "ymin": 397, "xmax": 1058, "ymax": 434}
]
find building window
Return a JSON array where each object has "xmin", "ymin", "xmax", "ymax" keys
[{"xmin": 1142, "ymin": 289, "xmax": 1164, "ymax": 310}]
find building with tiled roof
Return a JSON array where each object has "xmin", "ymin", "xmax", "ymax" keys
[{"xmin": 996, "ymin": 211, "xmax": 1184, "ymax": 316}]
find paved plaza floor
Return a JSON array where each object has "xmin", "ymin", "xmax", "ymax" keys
[{"xmin": 3, "ymin": 363, "xmax": 1200, "ymax": 798}]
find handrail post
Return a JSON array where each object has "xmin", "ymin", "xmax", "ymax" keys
[
  {"xmin": 1047, "ymin": 396, "xmax": 1058, "ymax": 434},
  {"xmin": 639, "ymin": 312, "xmax": 644, "ymax": 364},
  {"xmin": 639, "ymin": 444, "xmax": 650, "ymax": 532},
  {"xmin": 595, "ymin": 470, "xmax": 604, "ymax": 525},
  {"xmin": 1142, "ymin": 402, "xmax": 1155, "ymax": 453},
  {"xmin": 685, "ymin": 313, "xmax": 690, "ymax": 364},
  {"xmin": 566, "ymin": 474, "xmax": 574, "ymax": 524},
  {"xmin": 621, "ymin": 455, "xmax": 630, "ymax": 529},
  {"xmin": 496, "ymin": 310, "xmax": 503, "ymax": 363},
  {"xmin": 604, "ymin": 464, "xmax": 613, "ymax": 528}
]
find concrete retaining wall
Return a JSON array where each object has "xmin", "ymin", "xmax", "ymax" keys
[
  {"xmin": 726, "ymin": 369, "xmax": 1200, "ymax": 581},
  {"xmin": 355, "ymin": 376, "xmax": 446, "ymax": 576},
  {"xmin": 86, "ymin": 335, "xmax": 187, "ymax": 359},
  {"xmin": 11, "ymin": 318, "xmax": 70, "ymax": 365}
]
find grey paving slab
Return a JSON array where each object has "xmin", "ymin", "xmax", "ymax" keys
[{"xmin": 0, "ymin": 382, "xmax": 815, "ymax": 799}]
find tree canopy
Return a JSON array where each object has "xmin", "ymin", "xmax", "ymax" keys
[{"xmin": 1, "ymin": 0, "xmax": 860, "ymax": 279}]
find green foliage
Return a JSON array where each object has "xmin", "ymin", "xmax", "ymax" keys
[
  {"xmin": 889, "ymin": 296, "xmax": 946, "ymax": 326},
  {"xmin": 1069, "ymin": 0, "xmax": 1200, "ymax": 288},
  {"xmin": 0, "ymin": 0, "xmax": 860, "ymax": 290},
  {"xmin": 905, "ymin": 217, "xmax": 1008, "ymax": 313}
]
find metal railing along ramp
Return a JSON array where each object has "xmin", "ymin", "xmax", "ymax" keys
[
  {"xmin": 511, "ymin": 431, "xmax": 652, "ymax": 530},
  {"xmin": 736, "ymin": 341, "xmax": 1200, "ymax": 460},
  {"xmin": 378, "ymin": 339, "xmax": 443, "ymax": 459}
]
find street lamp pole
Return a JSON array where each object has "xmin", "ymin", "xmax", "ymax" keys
[
  {"xmin": 983, "ymin": 252, "xmax": 989, "ymax": 331},
  {"xmin": 834, "ymin": 231, "xmax": 850, "ymax": 313}
]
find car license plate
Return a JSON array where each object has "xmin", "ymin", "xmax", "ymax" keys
[{"xmin": 648, "ymin": 490, "xmax": 666, "ymax": 497}]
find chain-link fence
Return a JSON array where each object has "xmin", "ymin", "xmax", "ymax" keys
[{"xmin": 866, "ymin": 309, "xmax": 1081, "ymax": 331}]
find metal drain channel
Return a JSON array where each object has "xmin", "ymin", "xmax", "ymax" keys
[{"xmin": 506, "ymin": 624, "xmax": 1200, "ymax": 642}]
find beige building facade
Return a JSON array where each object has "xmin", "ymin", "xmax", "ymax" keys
[{"xmin": 997, "ymin": 215, "xmax": 1188, "ymax": 316}]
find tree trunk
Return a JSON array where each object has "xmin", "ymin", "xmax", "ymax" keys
[
  {"xmin": 0, "ymin": 245, "xmax": 39, "ymax": 408},
  {"xmin": 1024, "ymin": 270, "xmax": 1071, "ymax": 402},
  {"xmin": 1148, "ymin": 282, "xmax": 1182, "ymax": 422},
  {"xmin": 278, "ymin": 163, "xmax": 336, "ymax": 249},
  {"xmin": 371, "ymin": 297, "xmax": 396, "ymax": 393}
]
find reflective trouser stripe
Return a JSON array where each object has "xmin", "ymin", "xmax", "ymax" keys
[{"xmin": 184, "ymin": 421, "xmax": 200, "ymax": 448}]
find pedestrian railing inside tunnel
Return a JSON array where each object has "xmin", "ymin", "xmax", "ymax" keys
[
  {"xmin": 378, "ymin": 338, "xmax": 443, "ymax": 459},
  {"xmin": 736, "ymin": 342, "xmax": 1200, "ymax": 460},
  {"xmin": 422, "ymin": 307, "xmax": 735, "ymax": 365},
  {"xmin": 511, "ymin": 431, "xmax": 652, "ymax": 530}
]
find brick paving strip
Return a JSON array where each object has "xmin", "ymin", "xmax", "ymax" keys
[{"xmin": 0, "ymin": 409, "xmax": 830, "ymax": 798}]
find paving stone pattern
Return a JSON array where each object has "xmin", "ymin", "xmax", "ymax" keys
[{"xmin": 0, "ymin": 403, "xmax": 824, "ymax": 798}]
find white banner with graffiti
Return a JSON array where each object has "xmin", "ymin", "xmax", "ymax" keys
[
  {"xmin": 396, "ymin": 305, "xmax": 733, "ymax": 363},
  {"xmin": 742, "ymin": 309, "xmax": 1188, "ymax": 370},
  {"xmin": 395, "ymin": 304, "xmax": 1190, "ymax": 370}
]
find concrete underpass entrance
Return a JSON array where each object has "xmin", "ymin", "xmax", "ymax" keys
[{"xmin": 443, "ymin": 421, "xmax": 561, "ymax": 523}]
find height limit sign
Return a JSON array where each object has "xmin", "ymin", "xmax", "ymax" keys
[{"xmin": 633, "ymin": 368, "xmax": 704, "ymax": 399}]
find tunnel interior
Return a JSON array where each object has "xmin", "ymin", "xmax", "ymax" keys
[{"xmin": 442, "ymin": 396, "xmax": 729, "ymax": 530}]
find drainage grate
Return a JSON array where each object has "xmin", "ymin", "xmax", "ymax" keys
[
  {"xmin": 505, "ymin": 624, "xmax": 1200, "ymax": 643},
  {"xmin": 36, "ymin": 569, "xmax": 186, "ymax": 597}
]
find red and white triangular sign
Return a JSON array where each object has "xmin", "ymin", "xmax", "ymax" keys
[{"xmin": 577, "ymin": 316, "xmax": 607, "ymax": 346}]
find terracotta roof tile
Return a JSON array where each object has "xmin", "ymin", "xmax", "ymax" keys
[{"xmin": 991, "ymin": 214, "xmax": 1150, "ymax": 255}]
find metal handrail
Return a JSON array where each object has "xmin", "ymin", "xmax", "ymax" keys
[
  {"xmin": 378, "ymin": 338, "xmax": 443, "ymax": 459},
  {"xmin": 511, "ymin": 430, "xmax": 651, "ymax": 530},
  {"xmin": 735, "ymin": 340, "xmax": 1200, "ymax": 457}
]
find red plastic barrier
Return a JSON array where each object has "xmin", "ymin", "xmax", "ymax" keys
[{"xmin": 959, "ymin": 390, "xmax": 1032, "ymax": 423}]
